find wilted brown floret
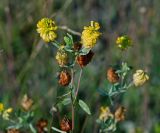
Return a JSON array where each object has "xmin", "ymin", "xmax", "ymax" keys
[
  {"xmin": 21, "ymin": 94, "xmax": 33, "ymax": 111},
  {"xmin": 76, "ymin": 50, "xmax": 94, "ymax": 67},
  {"xmin": 73, "ymin": 42, "xmax": 82, "ymax": 51},
  {"xmin": 58, "ymin": 71, "xmax": 71, "ymax": 86},
  {"xmin": 36, "ymin": 119, "xmax": 48, "ymax": 133},
  {"xmin": 114, "ymin": 106, "xmax": 126, "ymax": 122},
  {"xmin": 7, "ymin": 128, "xmax": 20, "ymax": 133},
  {"xmin": 60, "ymin": 117, "xmax": 72, "ymax": 132},
  {"xmin": 107, "ymin": 68, "xmax": 119, "ymax": 83}
]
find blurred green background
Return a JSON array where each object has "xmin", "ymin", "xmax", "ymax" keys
[{"xmin": 0, "ymin": 0, "xmax": 160, "ymax": 132}]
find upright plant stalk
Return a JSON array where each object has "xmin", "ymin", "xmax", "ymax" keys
[
  {"xmin": 71, "ymin": 68, "xmax": 83, "ymax": 132},
  {"xmin": 75, "ymin": 69, "xmax": 83, "ymax": 102}
]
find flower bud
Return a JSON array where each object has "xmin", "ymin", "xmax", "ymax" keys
[
  {"xmin": 21, "ymin": 94, "xmax": 33, "ymax": 111},
  {"xmin": 76, "ymin": 50, "xmax": 94, "ymax": 67},
  {"xmin": 55, "ymin": 50, "xmax": 68, "ymax": 67},
  {"xmin": 116, "ymin": 35, "xmax": 132, "ymax": 50},
  {"xmin": 60, "ymin": 117, "xmax": 72, "ymax": 132},
  {"xmin": 107, "ymin": 68, "xmax": 119, "ymax": 84},
  {"xmin": 114, "ymin": 106, "xmax": 126, "ymax": 122},
  {"xmin": 58, "ymin": 71, "xmax": 71, "ymax": 86},
  {"xmin": 133, "ymin": 70, "xmax": 149, "ymax": 86},
  {"xmin": 36, "ymin": 119, "xmax": 48, "ymax": 133}
]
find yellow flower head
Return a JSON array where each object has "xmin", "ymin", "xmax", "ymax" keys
[
  {"xmin": 133, "ymin": 70, "xmax": 149, "ymax": 87},
  {"xmin": 116, "ymin": 35, "xmax": 132, "ymax": 50},
  {"xmin": 81, "ymin": 21, "xmax": 101, "ymax": 49},
  {"xmin": 6, "ymin": 108, "xmax": 13, "ymax": 113},
  {"xmin": 99, "ymin": 106, "xmax": 113, "ymax": 121},
  {"xmin": 0, "ymin": 103, "xmax": 4, "ymax": 112},
  {"xmin": 37, "ymin": 18, "xmax": 58, "ymax": 42},
  {"xmin": 55, "ymin": 50, "xmax": 68, "ymax": 67},
  {"xmin": 0, "ymin": 103, "xmax": 13, "ymax": 120}
]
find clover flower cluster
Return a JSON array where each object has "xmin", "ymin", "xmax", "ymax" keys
[
  {"xmin": 36, "ymin": 18, "xmax": 101, "ymax": 87},
  {"xmin": 36, "ymin": 18, "xmax": 102, "ymax": 132},
  {"xmin": 97, "ymin": 35, "xmax": 149, "ymax": 132},
  {"xmin": 1, "ymin": 18, "xmax": 150, "ymax": 133},
  {"xmin": 36, "ymin": 18, "xmax": 149, "ymax": 133},
  {"xmin": 0, "ymin": 103, "xmax": 13, "ymax": 120}
]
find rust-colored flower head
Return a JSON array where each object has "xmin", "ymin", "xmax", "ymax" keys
[
  {"xmin": 58, "ymin": 71, "xmax": 71, "ymax": 86},
  {"xmin": 60, "ymin": 117, "xmax": 72, "ymax": 132},
  {"xmin": 76, "ymin": 50, "xmax": 94, "ymax": 67},
  {"xmin": 36, "ymin": 119, "xmax": 48, "ymax": 133},
  {"xmin": 107, "ymin": 68, "xmax": 119, "ymax": 84},
  {"xmin": 73, "ymin": 42, "xmax": 82, "ymax": 51},
  {"xmin": 114, "ymin": 106, "xmax": 126, "ymax": 122},
  {"xmin": 21, "ymin": 94, "xmax": 33, "ymax": 111},
  {"xmin": 7, "ymin": 128, "xmax": 20, "ymax": 133}
]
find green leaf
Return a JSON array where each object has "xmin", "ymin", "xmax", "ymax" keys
[
  {"xmin": 64, "ymin": 36, "xmax": 71, "ymax": 45},
  {"xmin": 61, "ymin": 98, "xmax": 71, "ymax": 105},
  {"xmin": 64, "ymin": 33, "xmax": 74, "ymax": 48},
  {"xmin": 29, "ymin": 124, "xmax": 37, "ymax": 133},
  {"xmin": 80, "ymin": 48, "xmax": 91, "ymax": 55},
  {"xmin": 52, "ymin": 127, "xmax": 67, "ymax": 133},
  {"xmin": 79, "ymin": 100, "xmax": 91, "ymax": 115},
  {"xmin": 67, "ymin": 33, "xmax": 73, "ymax": 44}
]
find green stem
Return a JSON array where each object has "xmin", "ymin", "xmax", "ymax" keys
[
  {"xmin": 70, "ymin": 68, "xmax": 75, "ymax": 132},
  {"xmin": 74, "ymin": 69, "xmax": 83, "ymax": 104}
]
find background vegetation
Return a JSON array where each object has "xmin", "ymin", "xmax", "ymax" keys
[{"xmin": 0, "ymin": 0, "xmax": 160, "ymax": 132}]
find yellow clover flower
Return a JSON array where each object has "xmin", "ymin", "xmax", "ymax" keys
[
  {"xmin": 116, "ymin": 35, "xmax": 132, "ymax": 50},
  {"xmin": 0, "ymin": 103, "xmax": 4, "ymax": 113},
  {"xmin": 0, "ymin": 103, "xmax": 13, "ymax": 120},
  {"xmin": 37, "ymin": 18, "xmax": 58, "ymax": 42},
  {"xmin": 55, "ymin": 49, "xmax": 68, "ymax": 67},
  {"xmin": 81, "ymin": 21, "xmax": 101, "ymax": 49},
  {"xmin": 133, "ymin": 70, "xmax": 149, "ymax": 86},
  {"xmin": 2, "ymin": 108, "xmax": 13, "ymax": 120},
  {"xmin": 99, "ymin": 106, "xmax": 113, "ymax": 121}
]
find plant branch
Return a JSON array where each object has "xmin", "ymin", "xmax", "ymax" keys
[{"xmin": 59, "ymin": 26, "xmax": 81, "ymax": 36}]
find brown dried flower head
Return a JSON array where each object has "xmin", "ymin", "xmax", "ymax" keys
[
  {"xmin": 76, "ymin": 50, "xmax": 94, "ymax": 67},
  {"xmin": 60, "ymin": 117, "xmax": 72, "ymax": 132},
  {"xmin": 107, "ymin": 68, "xmax": 119, "ymax": 83},
  {"xmin": 73, "ymin": 42, "xmax": 82, "ymax": 51},
  {"xmin": 7, "ymin": 128, "xmax": 20, "ymax": 133},
  {"xmin": 58, "ymin": 71, "xmax": 71, "ymax": 86},
  {"xmin": 114, "ymin": 106, "xmax": 126, "ymax": 122},
  {"xmin": 36, "ymin": 119, "xmax": 48, "ymax": 133},
  {"xmin": 21, "ymin": 94, "xmax": 33, "ymax": 111}
]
